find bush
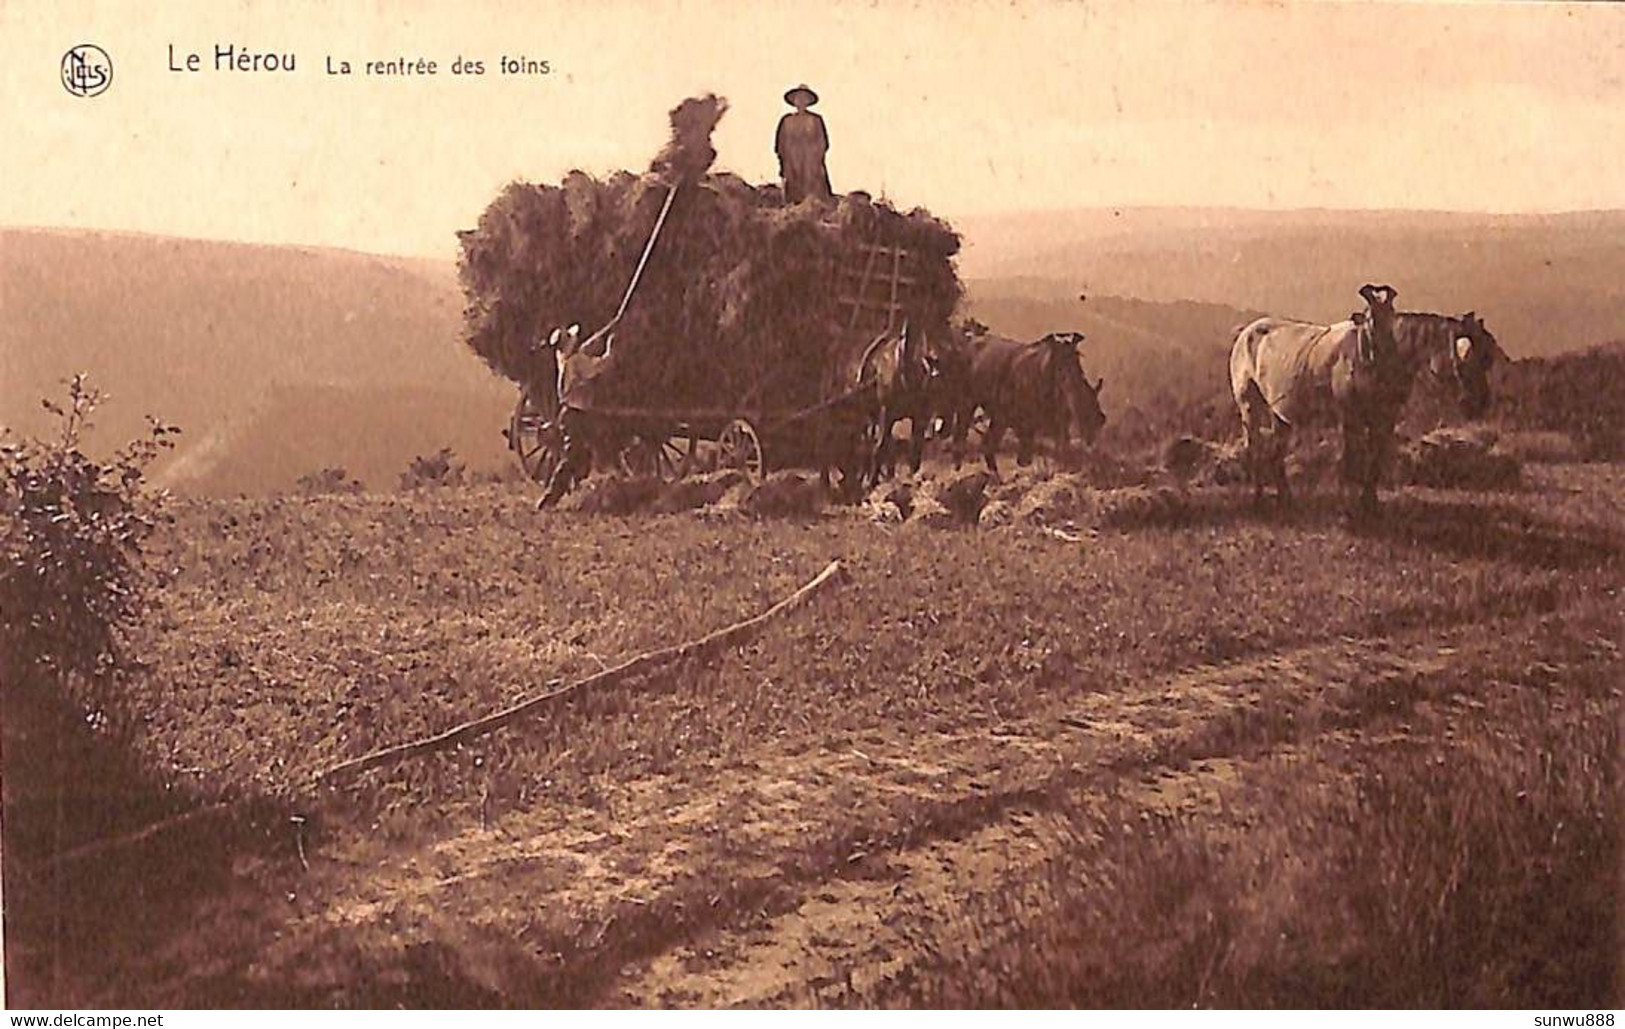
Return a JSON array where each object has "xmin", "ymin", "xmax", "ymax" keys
[
  {"xmin": 1, "ymin": 375, "xmax": 179, "ymax": 860},
  {"xmin": 1, "ymin": 375, "xmax": 176, "ymax": 704}
]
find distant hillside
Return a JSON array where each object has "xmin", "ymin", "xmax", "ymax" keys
[
  {"xmin": 955, "ymin": 208, "xmax": 1625, "ymax": 359},
  {"xmin": 158, "ymin": 383, "xmax": 518, "ymax": 496},
  {"xmin": 1, "ymin": 229, "xmax": 512, "ymax": 494}
]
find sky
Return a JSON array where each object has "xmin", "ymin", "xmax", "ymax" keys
[{"xmin": 4, "ymin": 0, "xmax": 1624, "ymax": 260}]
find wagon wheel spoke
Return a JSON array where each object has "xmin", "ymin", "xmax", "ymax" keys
[
  {"xmin": 619, "ymin": 427, "xmax": 696, "ymax": 482},
  {"xmin": 718, "ymin": 419, "xmax": 765, "ymax": 484},
  {"xmin": 660, "ymin": 428, "xmax": 698, "ymax": 482},
  {"xmin": 511, "ymin": 388, "xmax": 563, "ymax": 484}
]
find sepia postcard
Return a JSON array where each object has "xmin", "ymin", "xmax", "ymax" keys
[{"xmin": 1, "ymin": 0, "xmax": 1621, "ymax": 1013}]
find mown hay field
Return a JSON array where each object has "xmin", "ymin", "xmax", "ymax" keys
[{"xmin": 10, "ymin": 464, "xmax": 1621, "ymax": 1008}]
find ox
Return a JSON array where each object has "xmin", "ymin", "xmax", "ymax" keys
[{"xmin": 947, "ymin": 331, "xmax": 1106, "ymax": 476}]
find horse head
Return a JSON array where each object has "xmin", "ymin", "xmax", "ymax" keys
[
  {"xmin": 1038, "ymin": 331, "xmax": 1106, "ymax": 446},
  {"xmin": 1358, "ymin": 284, "xmax": 1400, "ymax": 330},
  {"xmin": 1439, "ymin": 311, "xmax": 1498, "ymax": 419},
  {"xmin": 1355, "ymin": 284, "xmax": 1401, "ymax": 365},
  {"xmin": 1358, "ymin": 284, "xmax": 1399, "ymax": 311}
]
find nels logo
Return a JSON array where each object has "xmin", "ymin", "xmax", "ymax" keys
[{"xmin": 62, "ymin": 44, "xmax": 113, "ymax": 97}]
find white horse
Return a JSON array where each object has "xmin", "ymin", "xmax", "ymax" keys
[{"xmin": 1230, "ymin": 284, "xmax": 1499, "ymax": 513}]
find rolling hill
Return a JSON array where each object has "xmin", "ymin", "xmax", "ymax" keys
[
  {"xmin": 955, "ymin": 208, "xmax": 1625, "ymax": 360},
  {"xmin": 1, "ymin": 229, "xmax": 513, "ymax": 494}
]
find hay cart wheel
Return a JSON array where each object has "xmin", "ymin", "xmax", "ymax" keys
[
  {"xmin": 509, "ymin": 387, "xmax": 562, "ymax": 484},
  {"xmin": 717, "ymin": 419, "xmax": 765, "ymax": 484},
  {"xmin": 620, "ymin": 426, "xmax": 699, "ymax": 482}
]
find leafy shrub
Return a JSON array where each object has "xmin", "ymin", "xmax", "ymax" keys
[
  {"xmin": 1, "ymin": 375, "xmax": 179, "ymax": 861},
  {"xmin": 1, "ymin": 375, "xmax": 177, "ymax": 703}
]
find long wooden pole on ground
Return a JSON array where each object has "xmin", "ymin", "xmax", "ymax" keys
[
  {"xmin": 37, "ymin": 560, "xmax": 849, "ymax": 868},
  {"xmin": 312, "ymin": 559, "xmax": 848, "ymax": 786}
]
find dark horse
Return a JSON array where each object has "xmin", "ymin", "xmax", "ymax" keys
[
  {"xmin": 948, "ymin": 331, "xmax": 1106, "ymax": 476},
  {"xmin": 1229, "ymin": 284, "xmax": 1499, "ymax": 514},
  {"xmin": 853, "ymin": 322, "xmax": 936, "ymax": 486}
]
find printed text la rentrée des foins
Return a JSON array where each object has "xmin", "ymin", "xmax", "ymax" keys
[{"xmin": 167, "ymin": 44, "xmax": 550, "ymax": 77}]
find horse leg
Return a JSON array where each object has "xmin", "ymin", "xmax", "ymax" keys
[
  {"xmin": 948, "ymin": 406, "xmax": 965, "ymax": 469},
  {"xmin": 1238, "ymin": 391, "xmax": 1270, "ymax": 508},
  {"xmin": 1340, "ymin": 419, "xmax": 1379, "ymax": 520},
  {"xmin": 1367, "ymin": 422, "xmax": 1395, "ymax": 511},
  {"xmin": 908, "ymin": 411, "xmax": 926, "ymax": 475},
  {"xmin": 1239, "ymin": 420, "xmax": 1263, "ymax": 507},
  {"xmin": 872, "ymin": 408, "xmax": 893, "ymax": 487},
  {"xmin": 1272, "ymin": 419, "xmax": 1293, "ymax": 507},
  {"xmin": 983, "ymin": 416, "xmax": 1005, "ymax": 477},
  {"xmin": 1247, "ymin": 437, "xmax": 1264, "ymax": 507},
  {"xmin": 1015, "ymin": 427, "xmax": 1035, "ymax": 468},
  {"xmin": 1360, "ymin": 423, "xmax": 1387, "ymax": 515}
]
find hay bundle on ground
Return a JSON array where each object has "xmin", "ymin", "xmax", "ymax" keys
[
  {"xmin": 977, "ymin": 498, "xmax": 1015, "ymax": 530},
  {"xmin": 906, "ymin": 469, "xmax": 991, "ymax": 527},
  {"xmin": 649, "ymin": 469, "xmax": 747, "ymax": 513},
  {"xmin": 1400, "ymin": 428, "xmax": 1522, "ymax": 490},
  {"xmin": 555, "ymin": 475, "xmax": 667, "ymax": 515},
  {"xmin": 1162, "ymin": 435, "xmax": 1246, "ymax": 487},
  {"xmin": 859, "ymin": 480, "xmax": 914, "ymax": 522},
  {"xmin": 860, "ymin": 497, "xmax": 906, "ymax": 524},
  {"xmin": 1012, "ymin": 474, "xmax": 1088, "ymax": 527},
  {"xmin": 1090, "ymin": 486, "xmax": 1191, "ymax": 529},
  {"xmin": 736, "ymin": 472, "xmax": 827, "ymax": 519},
  {"xmin": 1003, "ymin": 475, "xmax": 1188, "ymax": 531},
  {"xmin": 457, "ymin": 94, "xmax": 962, "ymax": 414},
  {"xmin": 904, "ymin": 495, "xmax": 958, "ymax": 529}
]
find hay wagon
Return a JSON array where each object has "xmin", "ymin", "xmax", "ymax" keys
[
  {"xmin": 505, "ymin": 188, "xmax": 925, "ymax": 496},
  {"xmin": 509, "ymin": 387, "xmax": 879, "ymax": 493}
]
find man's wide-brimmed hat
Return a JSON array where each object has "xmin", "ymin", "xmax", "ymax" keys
[{"xmin": 784, "ymin": 84, "xmax": 819, "ymax": 106}]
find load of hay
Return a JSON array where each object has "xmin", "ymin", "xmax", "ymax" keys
[{"xmin": 457, "ymin": 94, "xmax": 963, "ymax": 414}]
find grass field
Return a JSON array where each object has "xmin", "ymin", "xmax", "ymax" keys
[{"xmin": 6, "ymin": 463, "xmax": 1620, "ymax": 1008}]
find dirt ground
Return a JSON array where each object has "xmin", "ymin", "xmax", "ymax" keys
[{"xmin": 6, "ymin": 463, "xmax": 1621, "ymax": 1008}]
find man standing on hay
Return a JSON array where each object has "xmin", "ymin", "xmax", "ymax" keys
[{"xmin": 776, "ymin": 84, "xmax": 833, "ymax": 204}]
